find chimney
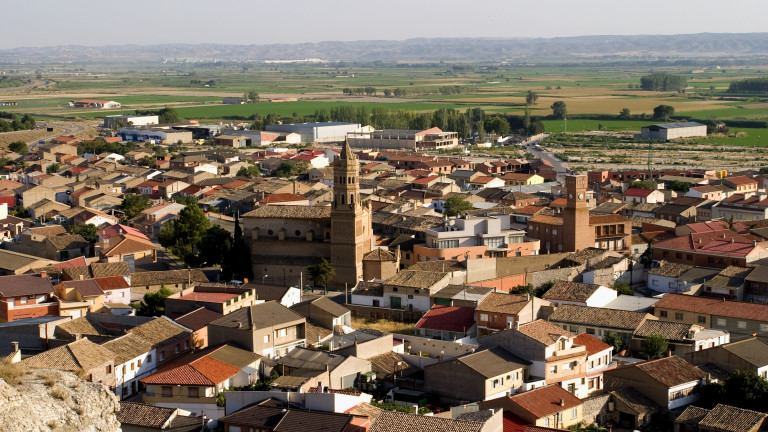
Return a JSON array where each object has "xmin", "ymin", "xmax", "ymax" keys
[
  {"xmin": 79, "ymin": 275, "xmax": 84, "ymax": 280},
  {"xmin": 75, "ymin": 334, "xmax": 82, "ymax": 341},
  {"xmin": 559, "ymin": 398, "xmax": 565, "ymax": 406},
  {"xmin": 754, "ymin": 240, "xmax": 758, "ymax": 247},
  {"xmin": 40, "ymin": 271, "xmax": 47, "ymax": 279},
  {"xmin": 11, "ymin": 341, "xmax": 19, "ymax": 352},
  {"xmin": 730, "ymin": 238, "xmax": 735, "ymax": 244}
]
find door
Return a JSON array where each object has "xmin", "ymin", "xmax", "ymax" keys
[{"xmin": 390, "ymin": 296, "xmax": 401, "ymax": 310}]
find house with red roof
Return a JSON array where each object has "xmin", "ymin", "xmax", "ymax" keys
[
  {"xmin": 572, "ymin": 333, "xmax": 614, "ymax": 397},
  {"xmin": 467, "ymin": 175, "xmax": 506, "ymax": 191},
  {"xmin": 652, "ymin": 230, "xmax": 768, "ymax": 268},
  {"xmin": 99, "ymin": 224, "xmax": 148, "ymax": 242},
  {"xmin": 0, "ymin": 273, "xmax": 58, "ymax": 322},
  {"xmin": 140, "ymin": 344, "xmax": 261, "ymax": 417},
  {"xmin": 481, "ymin": 384, "xmax": 584, "ymax": 429},
  {"xmin": 415, "ymin": 305, "xmax": 477, "ymax": 341},
  {"xmin": 622, "ymin": 188, "xmax": 665, "ymax": 204},
  {"xmin": 653, "ymin": 292, "xmax": 768, "ymax": 339},
  {"xmin": 95, "ymin": 232, "xmax": 157, "ymax": 266},
  {"xmin": 54, "ymin": 279, "xmax": 105, "ymax": 317},
  {"xmin": 711, "ymin": 193, "xmax": 768, "ymax": 221},
  {"xmin": 94, "ymin": 275, "xmax": 131, "ymax": 306},
  {"xmin": 164, "ymin": 285, "xmax": 260, "ymax": 317},
  {"xmin": 723, "ymin": 175, "xmax": 758, "ymax": 196},
  {"xmin": 258, "ymin": 193, "xmax": 310, "ymax": 206}
]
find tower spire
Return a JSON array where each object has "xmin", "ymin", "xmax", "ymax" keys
[{"xmin": 341, "ymin": 139, "xmax": 354, "ymax": 160}]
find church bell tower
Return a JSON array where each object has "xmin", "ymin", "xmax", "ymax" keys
[{"xmin": 330, "ymin": 141, "xmax": 373, "ymax": 286}]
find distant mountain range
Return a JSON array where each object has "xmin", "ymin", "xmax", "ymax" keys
[{"xmin": 2, "ymin": 33, "xmax": 768, "ymax": 63}]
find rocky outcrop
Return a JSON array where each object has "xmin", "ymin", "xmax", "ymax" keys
[{"xmin": 0, "ymin": 368, "xmax": 120, "ymax": 432}]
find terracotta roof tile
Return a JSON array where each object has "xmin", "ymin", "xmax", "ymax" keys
[
  {"xmin": 415, "ymin": 305, "xmax": 475, "ymax": 333},
  {"xmin": 654, "ymin": 293, "xmax": 768, "ymax": 322},
  {"xmin": 116, "ymin": 402, "xmax": 175, "ymax": 428},
  {"xmin": 542, "ymin": 281, "xmax": 606, "ymax": 302},
  {"xmin": 549, "ymin": 305, "xmax": 654, "ymax": 331},
  {"xmin": 572, "ymin": 333, "xmax": 612, "ymax": 356},
  {"xmin": 508, "ymin": 385, "xmax": 582, "ymax": 419},
  {"xmin": 517, "ymin": 320, "xmax": 575, "ymax": 346},
  {"xmin": 369, "ymin": 411, "xmax": 485, "ymax": 432}
]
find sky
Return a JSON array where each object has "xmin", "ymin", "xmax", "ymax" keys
[{"xmin": 1, "ymin": 0, "xmax": 766, "ymax": 50}]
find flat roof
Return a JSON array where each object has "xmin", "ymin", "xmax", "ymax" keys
[{"xmin": 175, "ymin": 292, "xmax": 240, "ymax": 304}]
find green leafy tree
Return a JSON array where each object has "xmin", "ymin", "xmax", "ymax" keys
[
  {"xmin": 652, "ymin": 105, "xmax": 675, "ymax": 122},
  {"xmin": 132, "ymin": 286, "xmax": 173, "ymax": 316},
  {"xmin": 512, "ymin": 281, "xmax": 553, "ymax": 298},
  {"xmin": 567, "ymin": 422, "xmax": 609, "ymax": 432},
  {"xmin": 602, "ymin": 331, "xmax": 625, "ymax": 353},
  {"xmin": 274, "ymin": 160, "xmax": 310, "ymax": 178},
  {"xmin": 614, "ymin": 281, "xmax": 633, "ymax": 295},
  {"xmin": 443, "ymin": 196, "xmax": 473, "ymax": 217},
  {"xmin": 618, "ymin": 108, "xmax": 631, "ymax": 120},
  {"xmin": 551, "ymin": 101, "xmax": 567, "ymax": 119},
  {"xmin": 525, "ymin": 90, "xmax": 539, "ymax": 105},
  {"xmin": 307, "ymin": 258, "xmax": 336, "ymax": 291},
  {"xmin": 138, "ymin": 155, "xmax": 156, "ymax": 168},
  {"xmin": 668, "ymin": 180, "xmax": 690, "ymax": 193},
  {"xmin": 158, "ymin": 203, "xmax": 211, "ymax": 266},
  {"xmin": 244, "ymin": 90, "xmax": 260, "ymax": 103},
  {"xmin": 158, "ymin": 106, "xmax": 181, "ymax": 124},
  {"xmin": 222, "ymin": 212, "xmax": 253, "ymax": 281},
  {"xmin": 46, "ymin": 163, "xmax": 60, "ymax": 174},
  {"xmin": 69, "ymin": 224, "xmax": 99, "ymax": 243},
  {"xmin": 8, "ymin": 140, "xmax": 27, "ymax": 154},
  {"xmin": 641, "ymin": 333, "xmax": 668, "ymax": 359},
  {"xmin": 236, "ymin": 164, "xmax": 262, "ymax": 178},
  {"xmin": 120, "ymin": 193, "xmax": 152, "ymax": 220},
  {"xmin": 629, "ymin": 179, "xmax": 656, "ymax": 190},
  {"xmin": 640, "ymin": 73, "xmax": 688, "ymax": 91},
  {"xmin": 199, "ymin": 225, "xmax": 232, "ymax": 266},
  {"xmin": 723, "ymin": 370, "xmax": 768, "ymax": 412}
]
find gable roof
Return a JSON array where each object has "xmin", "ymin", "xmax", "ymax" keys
[
  {"xmin": 698, "ymin": 404, "xmax": 767, "ymax": 432},
  {"xmin": 385, "ymin": 270, "xmax": 447, "ymax": 288},
  {"xmin": 174, "ymin": 307, "xmax": 223, "ymax": 332},
  {"xmin": 633, "ymin": 320, "xmax": 697, "ymax": 342},
  {"xmin": 517, "ymin": 320, "xmax": 575, "ymax": 346},
  {"xmin": 477, "ymin": 293, "xmax": 533, "ymax": 314},
  {"xmin": 0, "ymin": 274, "xmax": 54, "ymax": 297},
  {"xmin": 127, "ymin": 316, "xmax": 191, "ymax": 347},
  {"xmin": 451, "ymin": 347, "xmax": 530, "ymax": 378},
  {"xmin": 102, "ymin": 333, "xmax": 153, "ymax": 365},
  {"xmin": 720, "ymin": 338, "xmax": 768, "ymax": 367},
  {"xmin": 572, "ymin": 333, "xmax": 612, "ymax": 356},
  {"xmin": 542, "ymin": 281, "xmax": 607, "ymax": 302},
  {"xmin": 653, "ymin": 293, "xmax": 768, "ymax": 322},
  {"xmin": 509, "ymin": 385, "xmax": 582, "ymax": 419},
  {"xmin": 549, "ymin": 304, "xmax": 654, "ymax": 331},
  {"xmin": 116, "ymin": 402, "xmax": 175, "ymax": 428},
  {"xmin": 369, "ymin": 411, "xmax": 485, "ymax": 432},
  {"xmin": 622, "ymin": 356, "xmax": 705, "ymax": 387},
  {"xmin": 209, "ymin": 301, "xmax": 305, "ymax": 330},
  {"xmin": 21, "ymin": 338, "xmax": 114, "ymax": 371},
  {"xmin": 272, "ymin": 410, "xmax": 352, "ymax": 432},
  {"xmin": 415, "ymin": 305, "xmax": 475, "ymax": 333}
]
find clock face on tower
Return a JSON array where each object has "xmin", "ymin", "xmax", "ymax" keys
[{"xmin": 578, "ymin": 194, "xmax": 584, "ymax": 200}]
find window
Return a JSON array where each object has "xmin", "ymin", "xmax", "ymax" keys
[
  {"xmin": 492, "ymin": 379, "xmax": 500, "ymax": 388},
  {"xmin": 659, "ymin": 311, "xmax": 668, "ymax": 318},
  {"xmin": 698, "ymin": 316, "xmax": 706, "ymax": 324},
  {"xmin": 106, "ymin": 365, "xmax": 111, "ymax": 374},
  {"xmin": 407, "ymin": 295, "xmax": 413, "ymax": 299},
  {"xmin": 188, "ymin": 387, "xmax": 199, "ymax": 398},
  {"xmin": 738, "ymin": 321, "xmax": 747, "ymax": 329},
  {"xmin": 480, "ymin": 313, "xmax": 489, "ymax": 322},
  {"xmin": 550, "ymin": 365, "xmax": 557, "ymax": 374},
  {"xmin": 652, "ymin": 279, "xmax": 659, "ymax": 286},
  {"xmin": 122, "ymin": 365, "xmax": 126, "ymax": 374},
  {"xmin": 372, "ymin": 299, "xmax": 380, "ymax": 307},
  {"xmin": 278, "ymin": 328, "xmax": 287, "ymax": 338},
  {"xmin": 668, "ymin": 282, "xmax": 676, "ymax": 289},
  {"xmin": 571, "ymin": 408, "xmax": 578, "ymax": 419},
  {"xmin": 392, "ymin": 287, "xmax": 398, "ymax": 292},
  {"xmin": 675, "ymin": 313, "xmax": 683, "ymax": 321},
  {"xmin": 716, "ymin": 318, "xmax": 726, "ymax": 327},
  {"xmin": 544, "ymin": 418, "xmax": 550, "ymax": 427},
  {"xmin": 175, "ymin": 344, "xmax": 180, "ymax": 354},
  {"xmin": 147, "ymin": 354, "xmax": 152, "ymax": 363},
  {"xmin": 162, "ymin": 386, "xmax": 172, "ymax": 397},
  {"xmin": 760, "ymin": 324, "xmax": 768, "ymax": 333},
  {"xmin": 137, "ymin": 359, "xmax": 142, "ymax": 367},
  {"xmin": 264, "ymin": 335, "xmax": 269, "ymax": 343},
  {"xmin": 586, "ymin": 328, "xmax": 595, "ymax": 335},
  {"xmin": 19, "ymin": 296, "xmax": 27, "ymax": 304},
  {"xmin": 130, "ymin": 362, "xmax": 135, "ymax": 371}
]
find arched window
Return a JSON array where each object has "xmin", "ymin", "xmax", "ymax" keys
[
  {"xmin": 340, "ymin": 194, "xmax": 346, "ymax": 205},
  {"xmin": 350, "ymin": 194, "xmax": 354, "ymax": 205}
]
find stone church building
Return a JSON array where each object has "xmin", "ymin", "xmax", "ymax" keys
[{"xmin": 242, "ymin": 142, "xmax": 374, "ymax": 287}]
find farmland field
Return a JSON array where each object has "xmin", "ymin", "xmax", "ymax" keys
[{"xmin": 1, "ymin": 60, "xmax": 766, "ymax": 167}]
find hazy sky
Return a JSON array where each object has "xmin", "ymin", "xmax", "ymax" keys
[{"xmin": 1, "ymin": 0, "xmax": 766, "ymax": 49}]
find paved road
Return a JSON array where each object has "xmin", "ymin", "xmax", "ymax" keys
[{"xmin": 521, "ymin": 135, "xmax": 570, "ymax": 182}]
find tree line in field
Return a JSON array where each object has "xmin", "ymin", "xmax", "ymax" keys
[
  {"xmin": 727, "ymin": 77, "xmax": 768, "ymax": 94},
  {"xmin": 311, "ymin": 105, "xmax": 545, "ymax": 138},
  {"xmin": 342, "ymin": 85, "xmax": 475, "ymax": 98},
  {"xmin": 640, "ymin": 73, "xmax": 688, "ymax": 91},
  {"xmin": 0, "ymin": 112, "xmax": 36, "ymax": 132}
]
